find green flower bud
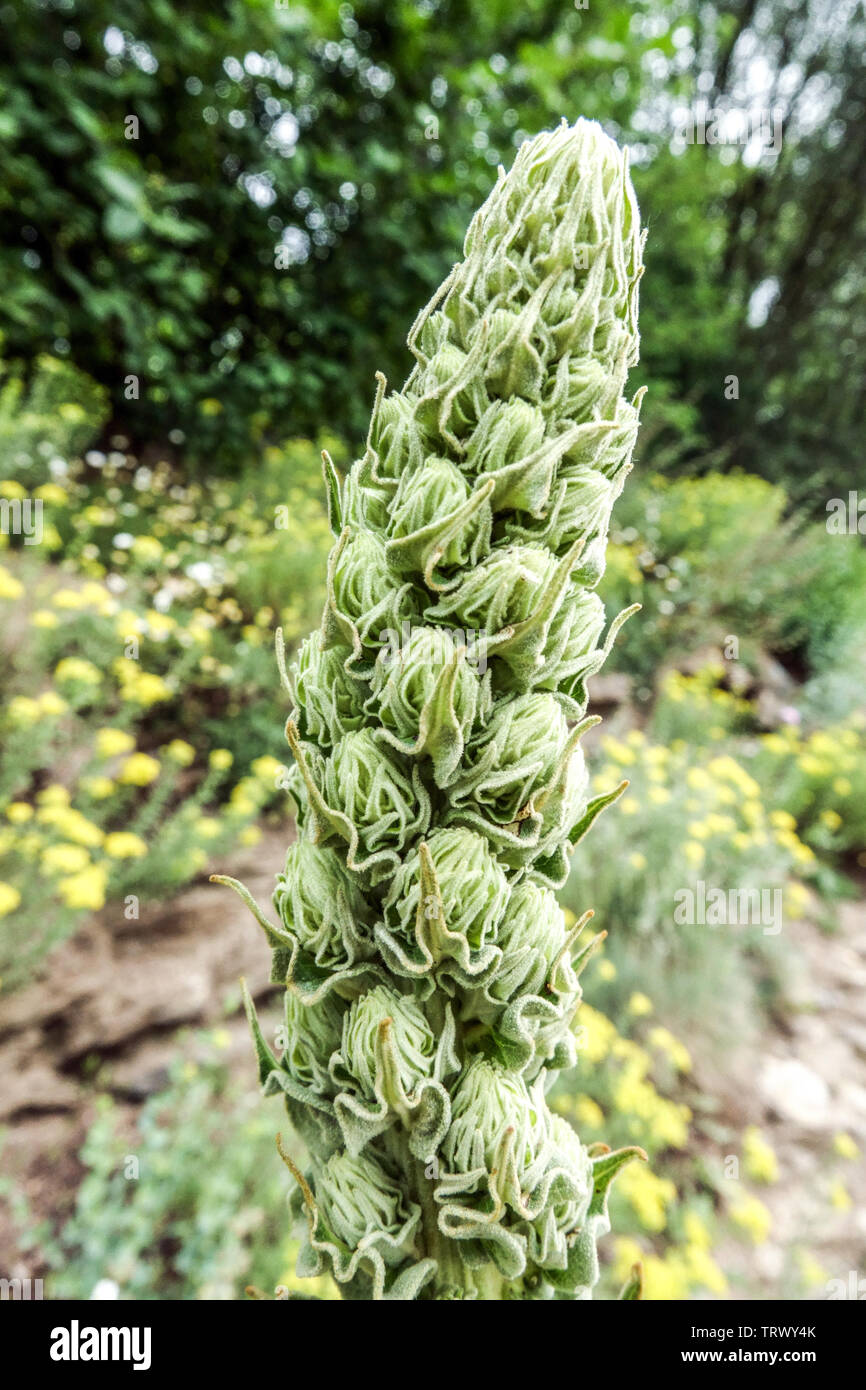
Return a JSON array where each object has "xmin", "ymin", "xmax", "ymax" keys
[
  {"xmin": 489, "ymin": 879, "xmax": 569, "ymax": 1003},
  {"xmin": 386, "ymin": 455, "xmax": 492, "ymax": 581},
  {"xmin": 281, "ymin": 989, "xmax": 346, "ymax": 1095},
  {"xmin": 324, "ymin": 728, "xmax": 431, "ymax": 866},
  {"xmin": 315, "ymin": 1149, "xmax": 418, "ymax": 1252},
  {"xmin": 536, "ymin": 588, "xmax": 607, "ymax": 697},
  {"xmin": 425, "ymin": 543, "xmax": 559, "ymax": 636},
  {"xmin": 292, "ymin": 632, "xmax": 366, "ymax": 747},
  {"xmin": 273, "ymin": 839, "xmax": 373, "ymax": 968},
  {"xmin": 442, "ymin": 1058, "xmax": 548, "ymax": 1186},
  {"xmin": 367, "ymin": 625, "xmax": 486, "ymax": 787},
  {"xmin": 342, "ymin": 457, "xmax": 394, "ymax": 533},
  {"xmin": 450, "ymin": 692, "xmax": 570, "ymax": 825},
  {"xmin": 413, "ymin": 341, "xmax": 488, "ymax": 446},
  {"xmin": 338, "ymin": 984, "xmax": 435, "ymax": 1102},
  {"xmin": 324, "ymin": 527, "xmax": 417, "ymax": 663},
  {"xmin": 366, "ymin": 376, "xmax": 429, "ymax": 484},
  {"xmin": 383, "ymin": 826, "xmax": 509, "ymax": 956}
]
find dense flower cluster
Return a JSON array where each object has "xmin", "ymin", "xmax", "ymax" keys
[{"xmin": 224, "ymin": 119, "xmax": 647, "ymax": 1300}]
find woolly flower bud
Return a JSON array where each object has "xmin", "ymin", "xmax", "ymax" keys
[
  {"xmin": 414, "ymin": 341, "xmax": 487, "ymax": 442},
  {"xmin": 339, "ymin": 984, "xmax": 435, "ymax": 1101},
  {"xmin": 384, "ymin": 826, "xmax": 508, "ymax": 953},
  {"xmin": 273, "ymin": 840, "xmax": 372, "ymax": 967},
  {"xmin": 443, "ymin": 1057, "xmax": 548, "ymax": 1183},
  {"xmin": 387, "ymin": 456, "xmax": 489, "ymax": 577},
  {"xmin": 324, "ymin": 729, "xmax": 430, "ymax": 863},
  {"xmin": 282, "ymin": 989, "xmax": 346, "ymax": 1095},
  {"xmin": 292, "ymin": 633, "xmax": 366, "ymax": 746},
  {"xmin": 489, "ymin": 879, "xmax": 568, "ymax": 1002},
  {"xmin": 426, "ymin": 543, "xmax": 558, "ymax": 635},
  {"xmin": 452, "ymin": 692, "xmax": 569, "ymax": 825},
  {"xmin": 367, "ymin": 385, "xmax": 429, "ymax": 483},
  {"xmin": 316, "ymin": 1149, "xmax": 416, "ymax": 1251},
  {"xmin": 462, "ymin": 399, "xmax": 547, "ymax": 481},
  {"xmin": 536, "ymin": 588, "xmax": 607, "ymax": 696},
  {"xmin": 342, "ymin": 458, "xmax": 393, "ymax": 533},
  {"xmin": 368, "ymin": 625, "xmax": 484, "ymax": 786},
  {"xmin": 327, "ymin": 528, "xmax": 415, "ymax": 655}
]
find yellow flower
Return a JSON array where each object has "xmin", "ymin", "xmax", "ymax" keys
[
  {"xmin": 118, "ymin": 753, "xmax": 161, "ymax": 786},
  {"xmin": 833, "ymin": 777, "xmax": 852, "ymax": 797},
  {"xmin": 36, "ymin": 806, "xmax": 104, "ymax": 848},
  {"xmin": 683, "ymin": 1210, "xmax": 712, "ymax": 1251},
  {"xmin": 729, "ymin": 1192, "xmax": 772, "ymax": 1244},
  {"xmin": 42, "ymin": 843, "xmax": 91, "ymax": 875},
  {"xmin": 617, "ymin": 1161, "xmax": 676, "ymax": 1232},
  {"xmin": 0, "ymin": 565, "xmax": 24, "ymax": 600},
  {"xmin": 5, "ymin": 802, "xmax": 33, "ymax": 824},
  {"xmin": 37, "ymin": 784, "xmax": 71, "ymax": 807},
  {"xmin": 769, "ymin": 809, "xmax": 796, "ymax": 831},
  {"xmin": 81, "ymin": 776, "xmax": 115, "ymax": 800},
  {"xmin": 648, "ymin": 1026, "xmax": 692, "ymax": 1073},
  {"xmin": 145, "ymin": 610, "xmax": 176, "ymax": 638},
  {"xmin": 52, "ymin": 588, "xmax": 88, "ymax": 609},
  {"xmin": 6, "ymin": 696, "xmax": 41, "ymax": 727},
  {"xmin": 629, "ymin": 851, "xmax": 647, "ymax": 871},
  {"xmin": 796, "ymin": 1250, "xmax": 829, "ymax": 1289},
  {"xmin": 164, "ymin": 739, "xmax": 196, "ymax": 766},
  {"xmin": 619, "ymin": 796, "xmax": 638, "ymax": 815},
  {"xmin": 783, "ymin": 882, "xmax": 810, "ymax": 919},
  {"xmin": 96, "ymin": 728, "xmax": 136, "ymax": 759},
  {"xmin": 209, "ymin": 748, "xmax": 234, "ymax": 771},
  {"xmin": 648, "ymin": 786, "xmax": 671, "ymax": 805},
  {"xmin": 55, "ymin": 657, "xmax": 102, "ymax": 686},
  {"xmin": 251, "ymin": 754, "xmax": 284, "ymax": 783},
  {"xmin": 573, "ymin": 1094, "xmax": 604, "ymax": 1129},
  {"xmin": 833, "ymin": 1132, "xmax": 860, "ymax": 1160},
  {"xmin": 104, "ymin": 832, "xmax": 148, "ymax": 859},
  {"xmin": 819, "ymin": 808, "xmax": 842, "ymax": 832},
  {"xmin": 32, "ymin": 609, "xmax": 60, "ymax": 628},
  {"xmin": 239, "ymin": 824, "xmax": 262, "ymax": 847},
  {"xmin": 684, "ymin": 841, "xmax": 705, "ymax": 867},
  {"xmin": 576, "ymin": 1004, "xmax": 618, "ymax": 1064},
  {"xmin": 628, "ymin": 991, "xmax": 653, "ymax": 1017},
  {"xmin": 58, "ymin": 864, "xmax": 108, "ymax": 911},
  {"xmin": 743, "ymin": 1126, "xmax": 780, "ymax": 1184},
  {"xmin": 0, "ymin": 882, "xmax": 21, "ymax": 918},
  {"xmin": 130, "ymin": 534, "xmax": 163, "ymax": 562},
  {"xmin": 38, "ymin": 691, "xmax": 68, "ymax": 717},
  {"xmin": 829, "ymin": 1180, "xmax": 852, "ymax": 1212},
  {"xmin": 34, "ymin": 482, "xmax": 69, "ymax": 505},
  {"xmin": 0, "ymin": 479, "xmax": 26, "ymax": 499},
  {"xmin": 194, "ymin": 817, "xmax": 222, "ymax": 840},
  {"xmin": 596, "ymin": 957, "xmax": 617, "ymax": 982}
]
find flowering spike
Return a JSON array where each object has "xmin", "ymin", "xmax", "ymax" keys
[{"xmin": 217, "ymin": 118, "xmax": 646, "ymax": 1299}]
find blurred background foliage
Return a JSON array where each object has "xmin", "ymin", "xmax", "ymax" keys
[
  {"xmin": 0, "ymin": 0, "xmax": 864, "ymax": 492},
  {"xmin": 1, "ymin": 0, "xmax": 865, "ymax": 1302}
]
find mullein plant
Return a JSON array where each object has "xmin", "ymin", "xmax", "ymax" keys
[{"xmin": 215, "ymin": 118, "xmax": 648, "ymax": 1301}]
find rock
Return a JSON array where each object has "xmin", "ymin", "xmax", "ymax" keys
[{"xmin": 759, "ymin": 1057, "xmax": 832, "ymax": 1129}]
